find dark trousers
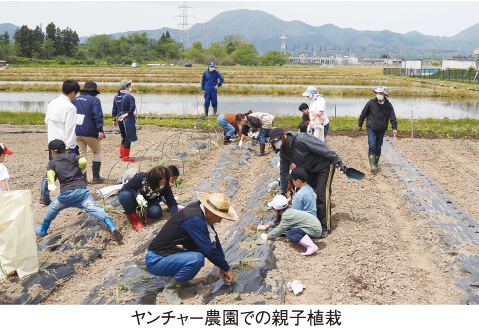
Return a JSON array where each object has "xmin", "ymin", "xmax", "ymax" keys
[
  {"xmin": 307, "ymin": 163, "xmax": 335, "ymax": 231},
  {"xmin": 367, "ymin": 130, "xmax": 385, "ymax": 155},
  {"xmin": 119, "ymin": 124, "xmax": 131, "ymax": 149}
]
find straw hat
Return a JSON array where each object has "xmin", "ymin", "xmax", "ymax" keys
[{"xmin": 197, "ymin": 192, "xmax": 238, "ymax": 221}]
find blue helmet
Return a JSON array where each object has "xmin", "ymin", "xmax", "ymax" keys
[{"xmin": 208, "ymin": 61, "xmax": 216, "ymax": 67}]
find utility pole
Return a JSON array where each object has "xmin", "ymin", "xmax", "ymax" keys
[{"xmin": 177, "ymin": 2, "xmax": 193, "ymax": 49}]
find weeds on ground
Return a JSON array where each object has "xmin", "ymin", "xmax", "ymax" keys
[
  {"xmin": 460, "ymin": 137, "xmax": 478, "ymax": 155},
  {"xmin": 230, "ymin": 292, "xmax": 241, "ymax": 303}
]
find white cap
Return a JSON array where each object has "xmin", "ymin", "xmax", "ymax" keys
[
  {"xmin": 302, "ymin": 86, "xmax": 318, "ymax": 97},
  {"xmin": 268, "ymin": 195, "xmax": 289, "ymax": 210}
]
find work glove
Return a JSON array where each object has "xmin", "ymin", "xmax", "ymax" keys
[
  {"xmin": 257, "ymin": 225, "xmax": 267, "ymax": 231},
  {"xmin": 357, "ymin": 126, "xmax": 362, "ymax": 131},
  {"xmin": 338, "ymin": 162, "xmax": 347, "ymax": 172},
  {"xmin": 238, "ymin": 139, "xmax": 243, "ymax": 148},
  {"xmin": 136, "ymin": 194, "xmax": 147, "ymax": 208},
  {"xmin": 48, "ymin": 183, "xmax": 57, "ymax": 192},
  {"xmin": 267, "ymin": 180, "xmax": 280, "ymax": 191},
  {"xmin": 260, "ymin": 233, "xmax": 269, "ymax": 241},
  {"xmin": 393, "ymin": 130, "xmax": 398, "ymax": 136}
]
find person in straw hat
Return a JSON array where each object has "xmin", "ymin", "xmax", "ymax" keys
[{"xmin": 145, "ymin": 192, "xmax": 237, "ymax": 304}]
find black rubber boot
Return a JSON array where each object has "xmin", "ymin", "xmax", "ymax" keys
[
  {"xmin": 91, "ymin": 161, "xmax": 105, "ymax": 184},
  {"xmin": 213, "ymin": 107, "xmax": 218, "ymax": 115},
  {"xmin": 255, "ymin": 143, "xmax": 266, "ymax": 156},
  {"xmin": 204, "ymin": 107, "xmax": 209, "ymax": 117},
  {"xmin": 223, "ymin": 136, "xmax": 231, "ymax": 145}
]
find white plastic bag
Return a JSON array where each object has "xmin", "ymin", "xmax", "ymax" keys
[
  {"xmin": 97, "ymin": 184, "xmax": 123, "ymax": 198},
  {"xmin": 287, "ymin": 280, "xmax": 305, "ymax": 295},
  {"xmin": 0, "ymin": 190, "xmax": 39, "ymax": 279}
]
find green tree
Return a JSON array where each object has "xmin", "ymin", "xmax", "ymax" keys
[
  {"xmin": 231, "ymin": 44, "xmax": 258, "ymax": 66},
  {"xmin": 206, "ymin": 42, "xmax": 227, "ymax": 59},
  {"xmin": 183, "ymin": 41, "xmax": 205, "ymax": 62},
  {"xmin": 31, "ymin": 25, "xmax": 44, "ymax": 58},
  {"xmin": 14, "ymin": 25, "xmax": 33, "ymax": 57},
  {"xmin": 261, "ymin": 51, "xmax": 289, "ymax": 66},
  {"xmin": 86, "ymin": 34, "xmax": 114, "ymax": 58},
  {"xmin": 45, "ymin": 23, "xmax": 56, "ymax": 42},
  {"xmin": 222, "ymin": 34, "xmax": 246, "ymax": 55}
]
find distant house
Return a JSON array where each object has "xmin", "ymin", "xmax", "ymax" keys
[{"xmin": 442, "ymin": 59, "xmax": 476, "ymax": 70}]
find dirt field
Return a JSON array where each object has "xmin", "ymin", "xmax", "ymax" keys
[{"xmin": 1, "ymin": 124, "xmax": 478, "ymax": 305}]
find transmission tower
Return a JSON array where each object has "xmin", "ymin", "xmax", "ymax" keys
[
  {"xmin": 177, "ymin": 2, "xmax": 193, "ymax": 49},
  {"xmin": 280, "ymin": 29, "xmax": 287, "ymax": 53}
]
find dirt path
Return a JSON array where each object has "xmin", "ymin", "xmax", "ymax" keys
[{"xmin": 1, "ymin": 125, "xmax": 476, "ymax": 304}]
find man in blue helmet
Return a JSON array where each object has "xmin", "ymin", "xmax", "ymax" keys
[{"xmin": 201, "ymin": 61, "xmax": 224, "ymax": 116}]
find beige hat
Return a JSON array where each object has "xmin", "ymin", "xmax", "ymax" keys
[{"xmin": 197, "ymin": 192, "xmax": 238, "ymax": 221}]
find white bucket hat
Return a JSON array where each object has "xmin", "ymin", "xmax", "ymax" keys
[
  {"xmin": 268, "ymin": 195, "xmax": 289, "ymax": 211},
  {"xmin": 302, "ymin": 86, "xmax": 318, "ymax": 97},
  {"xmin": 373, "ymin": 86, "xmax": 388, "ymax": 96},
  {"xmin": 197, "ymin": 192, "xmax": 238, "ymax": 221}
]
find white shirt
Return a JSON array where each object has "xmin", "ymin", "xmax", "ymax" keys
[
  {"xmin": 0, "ymin": 163, "xmax": 10, "ymax": 191},
  {"xmin": 310, "ymin": 96, "xmax": 329, "ymax": 126},
  {"xmin": 45, "ymin": 94, "xmax": 78, "ymax": 149}
]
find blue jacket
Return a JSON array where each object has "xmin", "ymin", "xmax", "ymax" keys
[
  {"xmin": 72, "ymin": 93, "xmax": 104, "ymax": 138},
  {"xmin": 112, "ymin": 93, "xmax": 136, "ymax": 119},
  {"xmin": 201, "ymin": 70, "xmax": 224, "ymax": 92}
]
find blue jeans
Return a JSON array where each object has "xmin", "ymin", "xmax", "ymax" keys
[
  {"xmin": 145, "ymin": 250, "xmax": 205, "ymax": 282},
  {"xmin": 44, "ymin": 188, "xmax": 110, "ymax": 223},
  {"xmin": 285, "ymin": 228, "xmax": 308, "ymax": 243},
  {"xmin": 367, "ymin": 130, "xmax": 386, "ymax": 155},
  {"xmin": 258, "ymin": 128, "xmax": 271, "ymax": 144},
  {"xmin": 118, "ymin": 190, "xmax": 163, "ymax": 219},
  {"xmin": 217, "ymin": 115, "xmax": 236, "ymax": 138}
]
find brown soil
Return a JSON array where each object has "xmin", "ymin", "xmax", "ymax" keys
[{"xmin": 1, "ymin": 124, "xmax": 477, "ymax": 305}]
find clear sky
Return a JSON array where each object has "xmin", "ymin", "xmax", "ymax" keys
[{"xmin": 2, "ymin": 1, "xmax": 477, "ymax": 38}]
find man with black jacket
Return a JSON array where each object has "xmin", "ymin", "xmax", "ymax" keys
[
  {"xmin": 145, "ymin": 192, "xmax": 237, "ymax": 304},
  {"xmin": 269, "ymin": 127, "xmax": 347, "ymax": 238},
  {"xmin": 358, "ymin": 86, "xmax": 398, "ymax": 172}
]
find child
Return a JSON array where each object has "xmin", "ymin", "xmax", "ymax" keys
[
  {"xmin": 35, "ymin": 139, "xmax": 123, "ymax": 243},
  {"xmin": 257, "ymin": 195, "xmax": 322, "ymax": 256},
  {"xmin": 287, "ymin": 167, "xmax": 317, "ymax": 217},
  {"xmin": 0, "ymin": 143, "xmax": 13, "ymax": 192},
  {"xmin": 165, "ymin": 165, "xmax": 184, "ymax": 211}
]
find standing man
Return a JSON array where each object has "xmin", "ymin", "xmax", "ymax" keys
[
  {"xmin": 40, "ymin": 79, "xmax": 80, "ymax": 205},
  {"xmin": 201, "ymin": 61, "xmax": 224, "ymax": 116},
  {"xmin": 269, "ymin": 127, "xmax": 347, "ymax": 238},
  {"xmin": 72, "ymin": 81, "xmax": 105, "ymax": 184},
  {"xmin": 145, "ymin": 192, "xmax": 237, "ymax": 304},
  {"xmin": 358, "ymin": 86, "xmax": 397, "ymax": 172},
  {"xmin": 302, "ymin": 86, "xmax": 330, "ymax": 140}
]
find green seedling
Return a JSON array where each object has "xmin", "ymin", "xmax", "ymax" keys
[
  {"xmin": 244, "ymin": 253, "xmax": 253, "ymax": 259},
  {"xmin": 246, "ymin": 230, "xmax": 256, "ymax": 238},
  {"xmin": 230, "ymin": 292, "xmax": 241, "ymax": 303},
  {"xmin": 175, "ymin": 177, "xmax": 187, "ymax": 189},
  {"xmin": 38, "ymin": 255, "xmax": 51, "ymax": 274},
  {"xmin": 140, "ymin": 265, "xmax": 147, "ymax": 270},
  {"xmin": 116, "ymin": 283, "xmax": 128, "ymax": 302},
  {"xmin": 234, "ymin": 275, "xmax": 238, "ymax": 283},
  {"xmin": 238, "ymin": 260, "xmax": 246, "ymax": 270},
  {"xmin": 152, "ymin": 161, "xmax": 166, "ymax": 167}
]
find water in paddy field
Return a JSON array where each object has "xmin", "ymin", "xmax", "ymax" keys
[{"xmin": 1, "ymin": 91, "xmax": 479, "ymax": 119}]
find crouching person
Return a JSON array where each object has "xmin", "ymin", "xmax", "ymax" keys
[
  {"xmin": 145, "ymin": 192, "xmax": 237, "ymax": 304},
  {"xmin": 258, "ymin": 195, "xmax": 322, "ymax": 256},
  {"xmin": 118, "ymin": 166, "xmax": 177, "ymax": 230},
  {"xmin": 35, "ymin": 139, "xmax": 123, "ymax": 243}
]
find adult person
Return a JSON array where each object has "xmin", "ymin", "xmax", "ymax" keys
[
  {"xmin": 257, "ymin": 195, "xmax": 322, "ymax": 256},
  {"xmin": 145, "ymin": 192, "xmax": 237, "ymax": 304},
  {"xmin": 118, "ymin": 166, "xmax": 177, "ymax": 230},
  {"xmin": 269, "ymin": 127, "xmax": 347, "ymax": 238},
  {"xmin": 216, "ymin": 110, "xmax": 251, "ymax": 145},
  {"xmin": 358, "ymin": 86, "xmax": 398, "ymax": 172},
  {"xmin": 201, "ymin": 61, "xmax": 224, "ymax": 116},
  {"xmin": 0, "ymin": 143, "xmax": 13, "ymax": 192},
  {"xmin": 302, "ymin": 86, "xmax": 330, "ymax": 141},
  {"xmin": 236, "ymin": 111, "xmax": 275, "ymax": 156},
  {"xmin": 112, "ymin": 80, "xmax": 137, "ymax": 162},
  {"xmin": 72, "ymin": 81, "xmax": 105, "ymax": 184},
  {"xmin": 40, "ymin": 79, "xmax": 80, "ymax": 205}
]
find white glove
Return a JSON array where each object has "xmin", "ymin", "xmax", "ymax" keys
[
  {"xmin": 47, "ymin": 184, "xmax": 57, "ymax": 192},
  {"xmin": 260, "ymin": 233, "xmax": 269, "ymax": 241},
  {"xmin": 238, "ymin": 139, "xmax": 243, "ymax": 148},
  {"xmin": 178, "ymin": 205, "xmax": 185, "ymax": 211},
  {"xmin": 136, "ymin": 194, "xmax": 147, "ymax": 207},
  {"xmin": 257, "ymin": 225, "xmax": 267, "ymax": 231},
  {"xmin": 81, "ymin": 168, "xmax": 87, "ymax": 174},
  {"xmin": 267, "ymin": 180, "xmax": 280, "ymax": 191}
]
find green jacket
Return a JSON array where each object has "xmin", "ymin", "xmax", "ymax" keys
[{"xmin": 268, "ymin": 208, "xmax": 322, "ymax": 240}]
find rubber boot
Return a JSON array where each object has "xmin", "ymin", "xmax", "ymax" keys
[
  {"xmin": 163, "ymin": 276, "xmax": 182, "ymax": 305},
  {"xmin": 91, "ymin": 161, "xmax": 105, "ymax": 184},
  {"xmin": 255, "ymin": 143, "xmax": 266, "ymax": 156},
  {"xmin": 119, "ymin": 145, "xmax": 125, "ymax": 159},
  {"xmin": 122, "ymin": 148, "xmax": 135, "ymax": 162},
  {"xmin": 298, "ymin": 234, "xmax": 318, "ymax": 256},
  {"xmin": 223, "ymin": 136, "xmax": 231, "ymax": 145},
  {"xmin": 35, "ymin": 220, "xmax": 51, "ymax": 237},
  {"xmin": 213, "ymin": 107, "xmax": 218, "ymax": 116},
  {"xmin": 375, "ymin": 154, "xmax": 380, "ymax": 166},
  {"xmin": 104, "ymin": 218, "xmax": 123, "ymax": 242},
  {"xmin": 40, "ymin": 178, "xmax": 51, "ymax": 205},
  {"xmin": 368, "ymin": 154, "xmax": 377, "ymax": 172},
  {"xmin": 204, "ymin": 107, "xmax": 209, "ymax": 117},
  {"xmin": 127, "ymin": 212, "xmax": 145, "ymax": 230}
]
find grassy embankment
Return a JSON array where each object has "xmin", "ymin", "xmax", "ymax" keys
[{"xmin": 1, "ymin": 111, "xmax": 478, "ymax": 138}]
